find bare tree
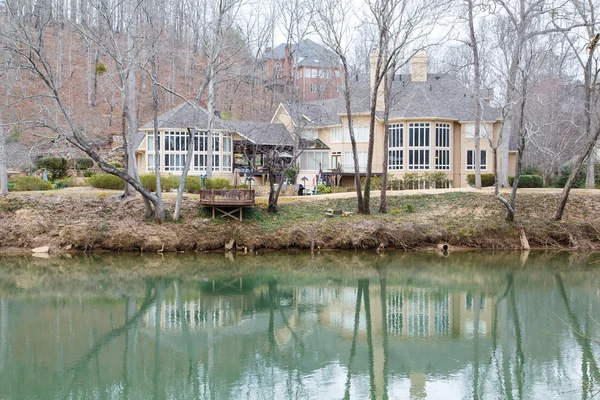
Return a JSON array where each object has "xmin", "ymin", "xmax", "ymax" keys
[
  {"xmin": 362, "ymin": 0, "xmax": 449, "ymax": 214},
  {"xmin": 0, "ymin": 107, "xmax": 7, "ymax": 196},
  {"xmin": 1, "ymin": 0, "xmax": 167, "ymax": 221},
  {"xmin": 554, "ymin": 32, "xmax": 600, "ymax": 220},
  {"xmin": 466, "ymin": 0, "xmax": 483, "ymax": 189},
  {"xmin": 312, "ymin": 0, "xmax": 364, "ymax": 211}
]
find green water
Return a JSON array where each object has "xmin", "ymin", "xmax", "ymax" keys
[{"xmin": 0, "ymin": 251, "xmax": 599, "ymax": 399}]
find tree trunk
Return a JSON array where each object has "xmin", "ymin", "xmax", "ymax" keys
[
  {"xmin": 206, "ymin": 65, "xmax": 215, "ymax": 179},
  {"xmin": 0, "ymin": 109, "xmax": 7, "ymax": 196},
  {"xmin": 173, "ymin": 128, "xmax": 195, "ymax": 221},
  {"xmin": 467, "ymin": 0, "xmax": 482, "ymax": 189},
  {"xmin": 341, "ymin": 57, "xmax": 363, "ymax": 211},
  {"xmin": 379, "ymin": 63, "xmax": 394, "ymax": 214},
  {"xmin": 554, "ymin": 126, "xmax": 600, "ymax": 220},
  {"xmin": 586, "ymin": 149, "xmax": 596, "ymax": 189},
  {"xmin": 555, "ymin": 36, "xmax": 600, "ymax": 220}
]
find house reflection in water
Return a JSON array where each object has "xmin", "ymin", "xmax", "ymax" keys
[{"xmin": 143, "ymin": 282, "xmax": 494, "ymax": 399}]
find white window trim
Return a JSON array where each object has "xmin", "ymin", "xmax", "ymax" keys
[
  {"xmin": 466, "ymin": 149, "xmax": 487, "ymax": 170},
  {"xmin": 435, "ymin": 123, "xmax": 451, "ymax": 171},
  {"xmin": 388, "ymin": 123, "xmax": 404, "ymax": 171},
  {"xmin": 407, "ymin": 122, "xmax": 431, "ymax": 170}
]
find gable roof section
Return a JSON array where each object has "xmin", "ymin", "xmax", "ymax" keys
[
  {"xmin": 264, "ymin": 39, "xmax": 339, "ymax": 68},
  {"xmin": 279, "ymin": 73, "xmax": 502, "ymax": 128},
  {"xmin": 139, "ymin": 102, "xmax": 232, "ymax": 131},
  {"xmin": 227, "ymin": 121, "xmax": 295, "ymax": 147}
]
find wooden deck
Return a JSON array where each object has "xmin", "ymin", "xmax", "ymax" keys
[{"xmin": 199, "ymin": 189, "xmax": 255, "ymax": 221}]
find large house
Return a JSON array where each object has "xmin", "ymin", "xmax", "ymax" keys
[
  {"xmin": 263, "ymin": 39, "xmax": 342, "ymax": 101},
  {"xmin": 135, "ymin": 52, "xmax": 515, "ymax": 189},
  {"xmin": 134, "ymin": 103, "xmax": 293, "ymax": 185},
  {"xmin": 272, "ymin": 51, "xmax": 516, "ymax": 188}
]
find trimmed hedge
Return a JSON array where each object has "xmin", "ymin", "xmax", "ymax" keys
[
  {"xmin": 185, "ymin": 176, "xmax": 203, "ymax": 194},
  {"xmin": 466, "ymin": 173, "xmax": 496, "ymax": 187},
  {"xmin": 11, "ymin": 176, "xmax": 53, "ymax": 191},
  {"xmin": 205, "ymin": 177, "xmax": 232, "ymax": 189},
  {"xmin": 509, "ymin": 175, "xmax": 543, "ymax": 188},
  {"xmin": 139, "ymin": 174, "xmax": 180, "ymax": 192},
  {"xmin": 88, "ymin": 174, "xmax": 125, "ymax": 190}
]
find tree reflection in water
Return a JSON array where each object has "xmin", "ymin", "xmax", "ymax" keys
[{"xmin": 0, "ymin": 252, "xmax": 598, "ymax": 399}]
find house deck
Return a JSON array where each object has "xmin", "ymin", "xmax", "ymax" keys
[{"xmin": 199, "ymin": 189, "xmax": 255, "ymax": 221}]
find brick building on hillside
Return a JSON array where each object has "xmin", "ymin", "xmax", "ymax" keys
[{"xmin": 263, "ymin": 39, "xmax": 342, "ymax": 101}]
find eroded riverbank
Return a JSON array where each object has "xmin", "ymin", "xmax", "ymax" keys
[{"xmin": 1, "ymin": 190, "xmax": 600, "ymax": 254}]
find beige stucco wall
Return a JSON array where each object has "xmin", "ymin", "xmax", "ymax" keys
[{"xmin": 297, "ymin": 117, "xmax": 506, "ymax": 188}]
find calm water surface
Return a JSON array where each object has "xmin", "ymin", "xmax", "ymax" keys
[{"xmin": 0, "ymin": 251, "xmax": 599, "ymax": 399}]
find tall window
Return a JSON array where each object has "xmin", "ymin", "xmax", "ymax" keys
[
  {"xmin": 300, "ymin": 151, "xmax": 329, "ymax": 171},
  {"xmin": 326, "ymin": 69, "xmax": 331, "ymax": 79},
  {"xmin": 310, "ymin": 84, "xmax": 317, "ymax": 93},
  {"xmin": 330, "ymin": 127, "xmax": 342, "ymax": 143},
  {"xmin": 466, "ymin": 150, "xmax": 487, "ymax": 170},
  {"xmin": 435, "ymin": 123, "xmax": 451, "ymax": 170},
  {"xmin": 274, "ymin": 62, "xmax": 282, "ymax": 71},
  {"xmin": 388, "ymin": 123, "xmax": 404, "ymax": 170},
  {"xmin": 304, "ymin": 68, "xmax": 310, "ymax": 78},
  {"xmin": 331, "ymin": 152, "xmax": 341, "ymax": 169},
  {"xmin": 464, "ymin": 123, "xmax": 490, "ymax": 138},
  {"xmin": 311, "ymin": 69, "xmax": 318, "ymax": 78},
  {"xmin": 408, "ymin": 123, "xmax": 430, "ymax": 170},
  {"xmin": 343, "ymin": 151, "xmax": 367, "ymax": 171},
  {"xmin": 344, "ymin": 126, "xmax": 369, "ymax": 142}
]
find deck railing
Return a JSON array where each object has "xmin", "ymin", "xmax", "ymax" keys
[{"xmin": 199, "ymin": 189, "xmax": 255, "ymax": 206}]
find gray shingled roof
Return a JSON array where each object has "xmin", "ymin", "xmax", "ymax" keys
[
  {"xmin": 280, "ymin": 73, "xmax": 503, "ymax": 128},
  {"xmin": 139, "ymin": 102, "xmax": 232, "ymax": 131},
  {"xmin": 227, "ymin": 121, "xmax": 295, "ymax": 146},
  {"xmin": 136, "ymin": 103, "xmax": 293, "ymax": 148},
  {"xmin": 264, "ymin": 39, "xmax": 338, "ymax": 68}
]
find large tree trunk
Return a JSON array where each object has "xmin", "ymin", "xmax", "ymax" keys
[
  {"xmin": 467, "ymin": 0, "xmax": 482, "ymax": 189},
  {"xmin": 587, "ymin": 149, "xmax": 597, "ymax": 189},
  {"xmin": 340, "ymin": 59, "xmax": 363, "ymax": 211},
  {"xmin": 379, "ymin": 63, "xmax": 394, "ymax": 214},
  {"xmin": 206, "ymin": 65, "xmax": 216, "ymax": 179},
  {"xmin": 0, "ymin": 109, "xmax": 7, "ymax": 196}
]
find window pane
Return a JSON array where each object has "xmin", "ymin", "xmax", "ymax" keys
[{"xmin": 148, "ymin": 135, "xmax": 154, "ymax": 151}]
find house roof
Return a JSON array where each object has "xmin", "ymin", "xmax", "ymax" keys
[
  {"xmin": 227, "ymin": 121, "xmax": 295, "ymax": 147},
  {"xmin": 278, "ymin": 73, "xmax": 503, "ymax": 128},
  {"xmin": 264, "ymin": 39, "xmax": 339, "ymax": 68},
  {"xmin": 139, "ymin": 102, "xmax": 232, "ymax": 131},
  {"xmin": 136, "ymin": 103, "xmax": 293, "ymax": 148}
]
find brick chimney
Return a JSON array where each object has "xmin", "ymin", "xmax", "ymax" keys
[
  {"xmin": 410, "ymin": 51, "xmax": 428, "ymax": 82},
  {"xmin": 369, "ymin": 48, "xmax": 385, "ymax": 111}
]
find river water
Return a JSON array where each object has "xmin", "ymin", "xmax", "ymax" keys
[{"xmin": 0, "ymin": 251, "xmax": 599, "ymax": 399}]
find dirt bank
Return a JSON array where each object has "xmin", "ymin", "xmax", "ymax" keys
[{"xmin": 1, "ymin": 190, "xmax": 599, "ymax": 254}]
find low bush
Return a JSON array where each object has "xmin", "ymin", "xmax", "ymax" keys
[
  {"xmin": 139, "ymin": 174, "xmax": 180, "ymax": 192},
  {"xmin": 553, "ymin": 164, "xmax": 600, "ymax": 188},
  {"xmin": 403, "ymin": 173, "xmax": 421, "ymax": 189},
  {"xmin": 75, "ymin": 157, "xmax": 94, "ymax": 170},
  {"xmin": 11, "ymin": 176, "xmax": 53, "ymax": 191},
  {"xmin": 423, "ymin": 171, "xmax": 451, "ymax": 188},
  {"xmin": 83, "ymin": 171, "xmax": 96, "ymax": 178},
  {"xmin": 317, "ymin": 184, "xmax": 332, "ymax": 194},
  {"xmin": 108, "ymin": 161, "xmax": 122, "ymax": 169},
  {"xmin": 205, "ymin": 177, "xmax": 232, "ymax": 189},
  {"xmin": 88, "ymin": 174, "xmax": 124, "ymax": 190},
  {"xmin": 466, "ymin": 173, "xmax": 496, "ymax": 187},
  {"xmin": 361, "ymin": 175, "xmax": 383, "ymax": 190},
  {"xmin": 36, "ymin": 157, "xmax": 69, "ymax": 181},
  {"xmin": 53, "ymin": 178, "xmax": 72, "ymax": 189},
  {"xmin": 509, "ymin": 175, "xmax": 543, "ymax": 188},
  {"xmin": 7, "ymin": 183, "xmax": 15, "ymax": 191},
  {"xmin": 185, "ymin": 176, "xmax": 203, "ymax": 193},
  {"xmin": 388, "ymin": 178, "xmax": 404, "ymax": 190}
]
